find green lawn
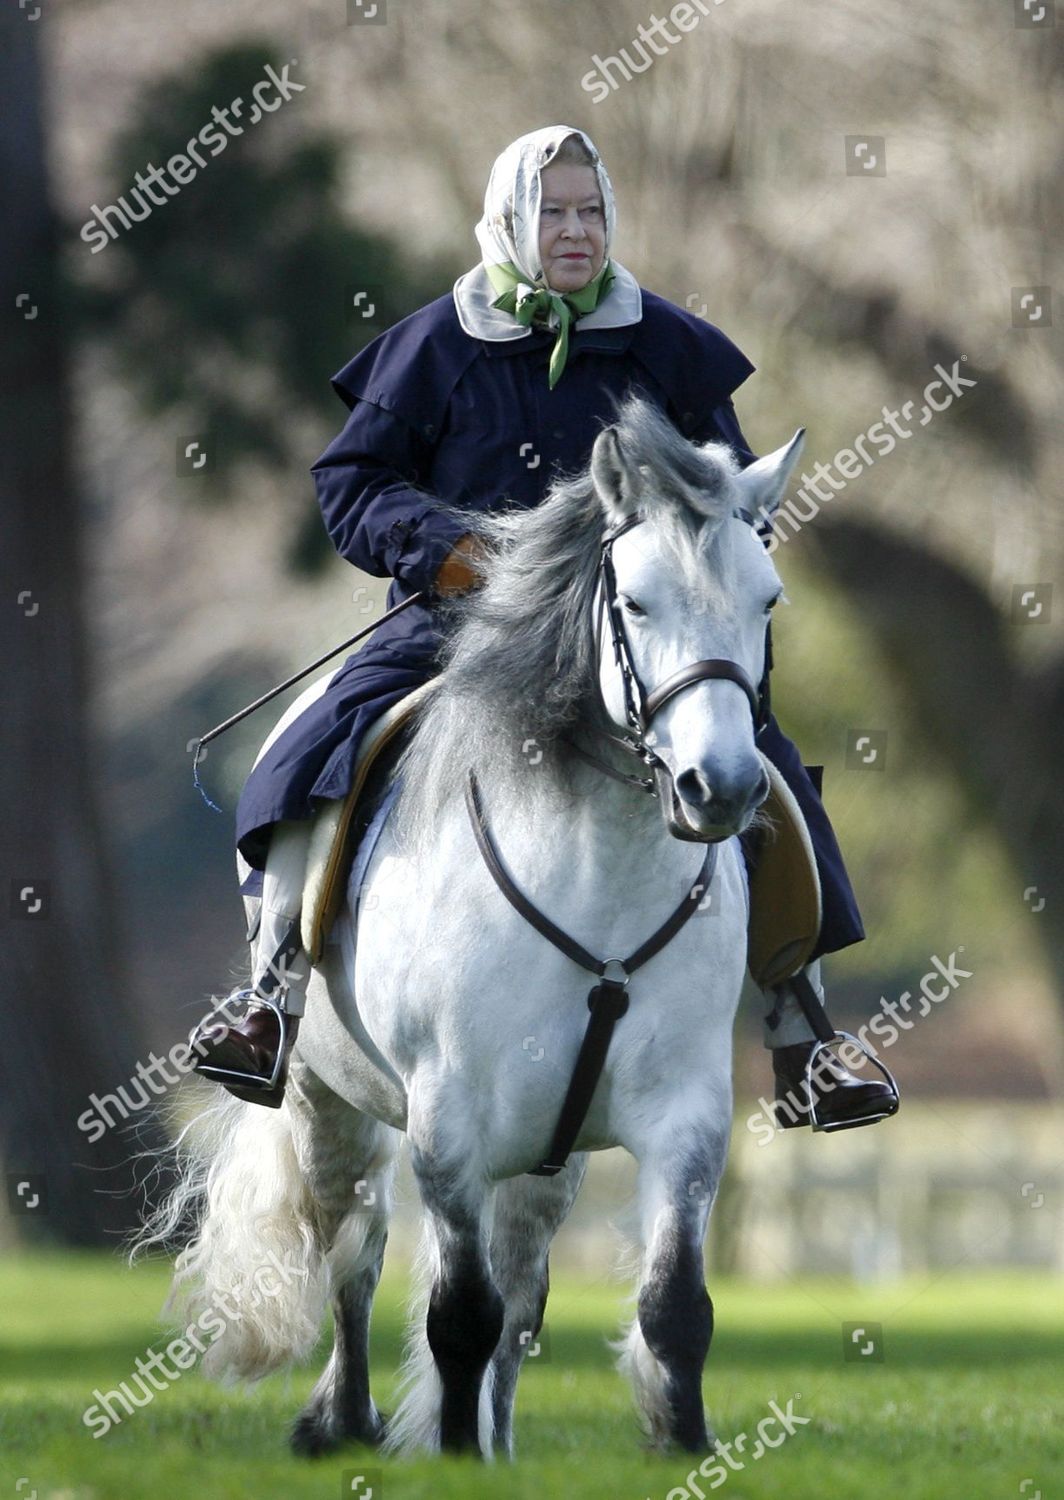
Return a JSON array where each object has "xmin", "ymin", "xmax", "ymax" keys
[{"xmin": 1, "ymin": 1251, "xmax": 1061, "ymax": 1499}]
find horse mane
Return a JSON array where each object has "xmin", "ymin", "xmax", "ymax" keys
[{"xmin": 390, "ymin": 393, "xmax": 743, "ymax": 855}]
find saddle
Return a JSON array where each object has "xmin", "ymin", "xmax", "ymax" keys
[
  {"xmin": 301, "ymin": 678, "xmax": 439, "ymax": 963},
  {"xmin": 302, "ymin": 689, "xmax": 822, "ymax": 987}
]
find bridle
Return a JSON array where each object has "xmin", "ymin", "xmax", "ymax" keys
[{"xmin": 588, "ymin": 508, "xmax": 773, "ymax": 779}]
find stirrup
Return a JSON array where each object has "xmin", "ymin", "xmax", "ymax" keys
[
  {"xmin": 805, "ymin": 1030, "xmax": 900, "ymax": 1133},
  {"xmin": 190, "ymin": 989, "xmax": 292, "ymax": 1096}
]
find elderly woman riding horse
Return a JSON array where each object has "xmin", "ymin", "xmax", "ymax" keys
[{"xmin": 191, "ymin": 124, "xmax": 896, "ymax": 1134}]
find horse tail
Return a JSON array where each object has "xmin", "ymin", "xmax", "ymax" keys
[{"xmin": 130, "ymin": 1090, "xmax": 328, "ymax": 1383}]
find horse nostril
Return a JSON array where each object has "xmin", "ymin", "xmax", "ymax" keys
[
  {"xmin": 675, "ymin": 767, "xmax": 712, "ymax": 807},
  {"xmin": 676, "ymin": 765, "xmax": 767, "ymax": 819}
]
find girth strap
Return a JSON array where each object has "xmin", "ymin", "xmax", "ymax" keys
[{"xmin": 464, "ymin": 768, "xmax": 717, "ymax": 1175}]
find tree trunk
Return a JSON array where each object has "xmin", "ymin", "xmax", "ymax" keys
[{"xmin": 0, "ymin": 13, "xmax": 171, "ymax": 1245}]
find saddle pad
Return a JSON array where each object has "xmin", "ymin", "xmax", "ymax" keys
[
  {"xmin": 349, "ymin": 773, "xmax": 404, "ymax": 921},
  {"xmin": 302, "ymin": 679, "xmax": 439, "ymax": 963},
  {"xmin": 746, "ymin": 756, "xmax": 823, "ymax": 989}
]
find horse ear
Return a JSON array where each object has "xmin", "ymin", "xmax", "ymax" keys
[
  {"xmin": 733, "ymin": 428, "xmax": 806, "ymax": 520},
  {"xmin": 591, "ymin": 427, "xmax": 636, "ymax": 523}
]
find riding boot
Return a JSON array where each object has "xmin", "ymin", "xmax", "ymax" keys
[
  {"xmin": 762, "ymin": 960, "xmax": 899, "ymax": 1131},
  {"xmin": 191, "ymin": 819, "xmax": 311, "ymax": 1109}
]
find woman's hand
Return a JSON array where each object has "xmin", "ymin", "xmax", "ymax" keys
[{"xmin": 435, "ymin": 532, "xmax": 489, "ymax": 597}]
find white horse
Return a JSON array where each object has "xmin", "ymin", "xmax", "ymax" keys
[{"xmin": 143, "ymin": 396, "xmax": 804, "ymax": 1460}]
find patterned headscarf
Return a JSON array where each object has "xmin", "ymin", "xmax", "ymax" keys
[
  {"xmin": 474, "ymin": 126, "xmax": 620, "ymax": 386},
  {"xmin": 453, "ymin": 126, "xmax": 642, "ymax": 377},
  {"xmin": 474, "ymin": 125, "xmax": 617, "ymax": 285}
]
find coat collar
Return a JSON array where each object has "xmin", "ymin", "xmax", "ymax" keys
[{"xmin": 452, "ymin": 258, "xmax": 643, "ymax": 344}]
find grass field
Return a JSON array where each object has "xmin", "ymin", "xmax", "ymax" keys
[{"xmin": 1, "ymin": 1251, "xmax": 1061, "ymax": 1499}]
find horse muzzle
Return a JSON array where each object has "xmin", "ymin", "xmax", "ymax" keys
[{"xmin": 658, "ymin": 761, "xmax": 770, "ymax": 843}]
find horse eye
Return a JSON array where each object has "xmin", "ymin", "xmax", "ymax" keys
[
  {"xmin": 622, "ymin": 597, "xmax": 646, "ymax": 617},
  {"xmin": 765, "ymin": 594, "xmax": 782, "ymax": 614}
]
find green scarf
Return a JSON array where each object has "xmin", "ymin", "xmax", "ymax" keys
[{"xmin": 484, "ymin": 259, "xmax": 616, "ymax": 389}]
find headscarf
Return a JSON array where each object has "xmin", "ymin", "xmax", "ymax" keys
[
  {"xmin": 475, "ymin": 124, "xmax": 617, "ymax": 285},
  {"xmin": 453, "ymin": 126, "xmax": 643, "ymax": 383}
]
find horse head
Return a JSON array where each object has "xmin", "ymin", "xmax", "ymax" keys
[{"xmin": 589, "ymin": 399, "xmax": 804, "ymax": 842}]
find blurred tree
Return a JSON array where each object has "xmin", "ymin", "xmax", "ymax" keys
[
  {"xmin": 0, "ymin": 12, "xmax": 174, "ymax": 1244},
  {"xmin": 76, "ymin": 40, "xmax": 445, "ymax": 570},
  {"xmin": 811, "ymin": 520, "xmax": 1063, "ymax": 997},
  {"xmin": 0, "ymin": 31, "xmax": 437, "ymax": 1245}
]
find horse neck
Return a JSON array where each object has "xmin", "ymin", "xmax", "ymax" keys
[{"xmin": 471, "ymin": 724, "xmax": 673, "ymax": 858}]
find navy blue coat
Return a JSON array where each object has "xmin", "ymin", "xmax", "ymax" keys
[{"xmin": 235, "ymin": 287, "xmax": 863, "ymax": 958}]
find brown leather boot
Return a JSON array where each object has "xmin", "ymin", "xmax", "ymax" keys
[
  {"xmin": 191, "ymin": 996, "xmax": 299, "ymax": 1109},
  {"xmin": 773, "ymin": 1040, "xmax": 899, "ymax": 1131}
]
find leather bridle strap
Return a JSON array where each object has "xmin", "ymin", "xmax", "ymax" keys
[
  {"xmin": 597, "ymin": 511, "xmax": 771, "ymax": 759},
  {"xmin": 465, "ymin": 769, "xmax": 716, "ymax": 979},
  {"xmin": 643, "ymin": 658, "xmax": 761, "ymax": 724},
  {"xmin": 464, "ymin": 767, "xmax": 717, "ymax": 1176},
  {"xmin": 558, "ymin": 732, "xmax": 656, "ymax": 794}
]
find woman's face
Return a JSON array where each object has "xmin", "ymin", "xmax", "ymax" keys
[{"xmin": 537, "ymin": 162, "xmax": 606, "ymax": 293}]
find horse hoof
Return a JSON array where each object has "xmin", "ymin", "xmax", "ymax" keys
[
  {"xmin": 289, "ymin": 1408, "xmax": 388, "ymax": 1458},
  {"xmin": 289, "ymin": 1412, "xmax": 336, "ymax": 1458}
]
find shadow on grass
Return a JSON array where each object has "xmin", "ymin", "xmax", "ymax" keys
[{"xmin": 5, "ymin": 1319, "xmax": 1062, "ymax": 1387}]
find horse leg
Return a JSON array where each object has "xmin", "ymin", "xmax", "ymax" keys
[
  {"xmin": 487, "ymin": 1155, "xmax": 588, "ymax": 1458},
  {"xmin": 617, "ymin": 1121, "xmax": 730, "ymax": 1452},
  {"xmin": 386, "ymin": 1142, "xmax": 504, "ymax": 1457},
  {"xmin": 291, "ymin": 1246, "xmax": 389, "ymax": 1456},
  {"xmin": 286, "ymin": 1064, "xmax": 399, "ymax": 1457}
]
